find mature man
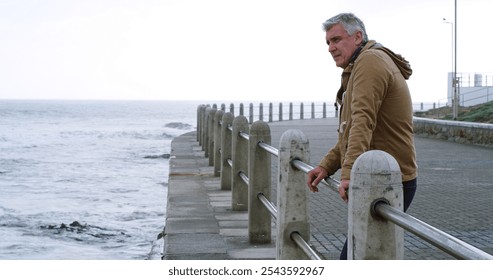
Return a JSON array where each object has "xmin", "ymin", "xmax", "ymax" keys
[{"xmin": 306, "ymin": 13, "xmax": 418, "ymax": 259}]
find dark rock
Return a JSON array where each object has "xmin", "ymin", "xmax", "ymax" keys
[
  {"xmin": 70, "ymin": 221, "xmax": 86, "ymax": 228},
  {"xmin": 157, "ymin": 227, "xmax": 166, "ymax": 240},
  {"xmin": 144, "ymin": 154, "xmax": 170, "ymax": 159}
]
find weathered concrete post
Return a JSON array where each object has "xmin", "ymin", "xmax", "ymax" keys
[
  {"xmin": 200, "ymin": 105, "xmax": 208, "ymax": 147},
  {"xmin": 259, "ymin": 103, "xmax": 264, "ymax": 121},
  {"xmin": 204, "ymin": 106, "xmax": 211, "ymax": 155},
  {"xmin": 197, "ymin": 105, "xmax": 202, "ymax": 142},
  {"xmin": 289, "ymin": 102, "xmax": 293, "ymax": 120},
  {"xmin": 230, "ymin": 103, "xmax": 235, "ymax": 114},
  {"xmin": 348, "ymin": 150, "xmax": 404, "ymax": 260},
  {"xmin": 279, "ymin": 102, "xmax": 283, "ymax": 121},
  {"xmin": 248, "ymin": 121, "xmax": 272, "ymax": 244},
  {"xmin": 239, "ymin": 103, "xmax": 244, "ymax": 116},
  {"xmin": 311, "ymin": 102, "xmax": 315, "ymax": 119},
  {"xmin": 323, "ymin": 102, "xmax": 327, "ymax": 118},
  {"xmin": 249, "ymin": 103, "xmax": 254, "ymax": 124},
  {"xmin": 232, "ymin": 115, "xmax": 249, "ymax": 211},
  {"xmin": 268, "ymin": 103, "xmax": 273, "ymax": 123},
  {"xmin": 207, "ymin": 107, "xmax": 217, "ymax": 165},
  {"xmin": 277, "ymin": 129, "xmax": 310, "ymax": 259},
  {"xmin": 300, "ymin": 102, "xmax": 304, "ymax": 120},
  {"xmin": 220, "ymin": 112, "xmax": 234, "ymax": 191},
  {"xmin": 213, "ymin": 110, "xmax": 224, "ymax": 176}
]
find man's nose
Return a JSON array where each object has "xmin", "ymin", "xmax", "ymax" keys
[{"xmin": 328, "ymin": 44, "xmax": 336, "ymax": 53}]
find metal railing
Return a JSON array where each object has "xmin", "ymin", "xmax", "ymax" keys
[
  {"xmin": 197, "ymin": 103, "xmax": 493, "ymax": 260},
  {"xmin": 226, "ymin": 102, "xmax": 336, "ymax": 123}
]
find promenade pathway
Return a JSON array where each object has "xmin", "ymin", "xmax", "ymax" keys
[{"xmin": 163, "ymin": 117, "xmax": 493, "ymax": 260}]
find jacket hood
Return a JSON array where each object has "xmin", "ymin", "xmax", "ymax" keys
[{"xmin": 370, "ymin": 41, "xmax": 413, "ymax": 80}]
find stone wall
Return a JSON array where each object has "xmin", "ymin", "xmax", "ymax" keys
[{"xmin": 413, "ymin": 117, "xmax": 493, "ymax": 148}]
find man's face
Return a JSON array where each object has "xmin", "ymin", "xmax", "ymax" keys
[{"xmin": 325, "ymin": 23, "xmax": 363, "ymax": 68}]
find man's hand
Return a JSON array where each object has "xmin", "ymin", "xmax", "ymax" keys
[
  {"xmin": 338, "ymin": 179, "xmax": 349, "ymax": 203},
  {"xmin": 306, "ymin": 166, "xmax": 329, "ymax": 193}
]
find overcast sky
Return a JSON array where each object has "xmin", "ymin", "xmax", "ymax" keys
[{"xmin": 1, "ymin": 0, "xmax": 491, "ymax": 103}]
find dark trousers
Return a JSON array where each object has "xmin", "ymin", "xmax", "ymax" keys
[{"xmin": 339, "ymin": 178, "xmax": 417, "ymax": 260}]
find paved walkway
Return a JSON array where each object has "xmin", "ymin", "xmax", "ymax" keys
[{"xmin": 163, "ymin": 118, "xmax": 493, "ymax": 260}]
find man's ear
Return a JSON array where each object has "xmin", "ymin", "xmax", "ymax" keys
[{"xmin": 354, "ymin": 31, "xmax": 363, "ymax": 45}]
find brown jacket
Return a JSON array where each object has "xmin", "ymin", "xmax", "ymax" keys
[{"xmin": 319, "ymin": 40, "xmax": 417, "ymax": 182}]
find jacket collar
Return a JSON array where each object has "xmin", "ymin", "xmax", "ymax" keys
[
  {"xmin": 335, "ymin": 40, "xmax": 379, "ymax": 104},
  {"xmin": 347, "ymin": 40, "xmax": 376, "ymax": 68}
]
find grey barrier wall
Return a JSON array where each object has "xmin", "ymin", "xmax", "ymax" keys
[
  {"xmin": 196, "ymin": 103, "xmax": 493, "ymax": 260},
  {"xmin": 413, "ymin": 117, "xmax": 493, "ymax": 148}
]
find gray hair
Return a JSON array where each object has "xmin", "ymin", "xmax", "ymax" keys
[{"xmin": 322, "ymin": 13, "xmax": 368, "ymax": 43}]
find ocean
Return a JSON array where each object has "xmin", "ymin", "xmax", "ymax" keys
[{"xmin": 0, "ymin": 100, "xmax": 198, "ymax": 260}]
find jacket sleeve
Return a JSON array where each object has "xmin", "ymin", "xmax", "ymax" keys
[
  {"xmin": 319, "ymin": 142, "xmax": 342, "ymax": 176},
  {"xmin": 340, "ymin": 51, "xmax": 391, "ymax": 180}
]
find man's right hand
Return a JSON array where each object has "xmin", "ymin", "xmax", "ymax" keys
[{"xmin": 306, "ymin": 166, "xmax": 329, "ymax": 193}]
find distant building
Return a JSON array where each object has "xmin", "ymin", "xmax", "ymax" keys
[{"xmin": 448, "ymin": 72, "xmax": 493, "ymax": 106}]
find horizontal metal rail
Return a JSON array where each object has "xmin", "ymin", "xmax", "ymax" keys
[
  {"xmin": 374, "ymin": 202, "xmax": 493, "ymax": 260},
  {"xmin": 239, "ymin": 171, "xmax": 249, "ymax": 185},
  {"xmin": 291, "ymin": 159, "xmax": 340, "ymax": 193},
  {"xmin": 290, "ymin": 232, "xmax": 322, "ymax": 260},
  {"xmin": 291, "ymin": 158, "xmax": 493, "ymax": 260},
  {"xmin": 290, "ymin": 159, "xmax": 312, "ymax": 174},
  {"xmin": 239, "ymin": 131, "xmax": 249, "ymax": 141},
  {"xmin": 258, "ymin": 142, "xmax": 279, "ymax": 157},
  {"xmin": 258, "ymin": 179, "xmax": 321, "ymax": 260},
  {"xmin": 257, "ymin": 193, "xmax": 277, "ymax": 217}
]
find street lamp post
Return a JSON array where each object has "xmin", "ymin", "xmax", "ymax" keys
[
  {"xmin": 443, "ymin": 0, "xmax": 458, "ymax": 120},
  {"xmin": 443, "ymin": 19, "xmax": 454, "ymax": 110},
  {"xmin": 454, "ymin": 0, "xmax": 458, "ymax": 120}
]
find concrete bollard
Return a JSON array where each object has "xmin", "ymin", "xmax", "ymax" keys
[
  {"xmin": 269, "ymin": 103, "xmax": 273, "ymax": 123},
  {"xmin": 311, "ymin": 102, "xmax": 315, "ymax": 119},
  {"xmin": 232, "ymin": 115, "xmax": 249, "ymax": 211},
  {"xmin": 249, "ymin": 103, "xmax": 254, "ymax": 124},
  {"xmin": 199, "ymin": 105, "xmax": 208, "ymax": 147},
  {"xmin": 289, "ymin": 102, "xmax": 293, "ymax": 121},
  {"xmin": 323, "ymin": 102, "xmax": 327, "ymax": 118},
  {"xmin": 279, "ymin": 103, "xmax": 283, "ymax": 122},
  {"xmin": 240, "ymin": 103, "xmax": 244, "ymax": 116},
  {"xmin": 207, "ymin": 107, "xmax": 217, "ymax": 165},
  {"xmin": 259, "ymin": 103, "xmax": 264, "ymax": 121},
  {"xmin": 230, "ymin": 103, "xmax": 235, "ymax": 114},
  {"xmin": 204, "ymin": 107, "xmax": 211, "ymax": 155},
  {"xmin": 348, "ymin": 150, "xmax": 404, "ymax": 260},
  {"xmin": 277, "ymin": 129, "xmax": 310, "ymax": 260},
  {"xmin": 213, "ymin": 110, "xmax": 224, "ymax": 176},
  {"xmin": 197, "ymin": 105, "xmax": 202, "ymax": 142},
  {"xmin": 300, "ymin": 102, "xmax": 304, "ymax": 120},
  {"xmin": 248, "ymin": 121, "xmax": 272, "ymax": 244},
  {"xmin": 220, "ymin": 112, "xmax": 234, "ymax": 191}
]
